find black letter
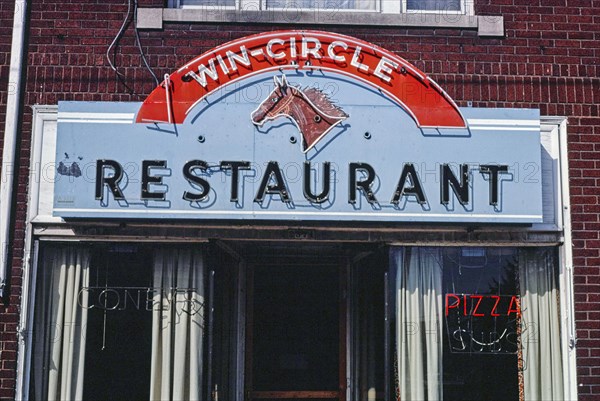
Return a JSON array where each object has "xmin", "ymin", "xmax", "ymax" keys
[
  {"xmin": 391, "ymin": 163, "xmax": 427, "ymax": 205},
  {"xmin": 480, "ymin": 165, "xmax": 509, "ymax": 206},
  {"xmin": 220, "ymin": 161, "xmax": 251, "ymax": 202},
  {"xmin": 441, "ymin": 164, "xmax": 469, "ymax": 205},
  {"xmin": 95, "ymin": 159, "xmax": 125, "ymax": 201},
  {"xmin": 254, "ymin": 161, "xmax": 292, "ymax": 203},
  {"xmin": 349, "ymin": 162, "xmax": 377, "ymax": 204},
  {"xmin": 303, "ymin": 162, "xmax": 330, "ymax": 204},
  {"xmin": 183, "ymin": 160, "xmax": 210, "ymax": 202},
  {"xmin": 141, "ymin": 160, "xmax": 167, "ymax": 200}
]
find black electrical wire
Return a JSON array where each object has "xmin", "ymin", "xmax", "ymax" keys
[
  {"xmin": 106, "ymin": 0, "xmax": 134, "ymax": 94},
  {"xmin": 133, "ymin": 0, "xmax": 160, "ymax": 87},
  {"xmin": 106, "ymin": 0, "xmax": 130, "ymax": 77}
]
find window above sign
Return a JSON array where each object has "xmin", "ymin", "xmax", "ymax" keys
[
  {"xmin": 137, "ymin": 1, "xmax": 503, "ymax": 37},
  {"xmin": 176, "ymin": 0, "xmax": 467, "ymax": 13}
]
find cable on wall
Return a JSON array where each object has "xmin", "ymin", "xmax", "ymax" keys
[
  {"xmin": 134, "ymin": 0, "xmax": 160, "ymax": 87},
  {"xmin": 106, "ymin": 0, "xmax": 134, "ymax": 94}
]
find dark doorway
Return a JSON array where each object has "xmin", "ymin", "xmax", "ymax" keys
[{"xmin": 246, "ymin": 261, "xmax": 344, "ymax": 401}]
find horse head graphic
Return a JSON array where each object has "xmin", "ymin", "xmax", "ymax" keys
[{"xmin": 251, "ymin": 75, "xmax": 348, "ymax": 152}]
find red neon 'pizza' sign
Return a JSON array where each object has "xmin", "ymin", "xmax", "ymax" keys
[{"xmin": 136, "ymin": 30, "xmax": 466, "ymax": 129}]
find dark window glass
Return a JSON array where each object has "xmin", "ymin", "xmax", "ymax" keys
[
  {"xmin": 83, "ymin": 246, "xmax": 153, "ymax": 401},
  {"xmin": 441, "ymin": 248, "xmax": 519, "ymax": 401},
  {"xmin": 180, "ymin": 0, "xmax": 236, "ymax": 6}
]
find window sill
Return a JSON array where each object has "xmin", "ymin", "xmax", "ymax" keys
[{"xmin": 137, "ymin": 7, "xmax": 504, "ymax": 37}]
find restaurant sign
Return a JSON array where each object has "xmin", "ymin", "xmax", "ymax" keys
[{"xmin": 54, "ymin": 30, "xmax": 543, "ymax": 223}]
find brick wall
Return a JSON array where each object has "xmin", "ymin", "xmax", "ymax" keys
[{"xmin": 0, "ymin": 0, "xmax": 598, "ymax": 399}]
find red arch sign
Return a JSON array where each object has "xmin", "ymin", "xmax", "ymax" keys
[{"xmin": 136, "ymin": 30, "xmax": 466, "ymax": 128}]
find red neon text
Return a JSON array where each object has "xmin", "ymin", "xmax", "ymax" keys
[{"xmin": 445, "ymin": 294, "xmax": 521, "ymax": 317}]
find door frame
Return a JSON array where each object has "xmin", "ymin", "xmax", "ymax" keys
[{"xmin": 243, "ymin": 260, "xmax": 349, "ymax": 401}]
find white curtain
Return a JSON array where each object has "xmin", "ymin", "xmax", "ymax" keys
[
  {"xmin": 519, "ymin": 248, "xmax": 564, "ymax": 401},
  {"xmin": 183, "ymin": 0, "xmax": 375, "ymax": 8},
  {"xmin": 394, "ymin": 247, "xmax": 443, "ymax": 401},
  {"xmin": 265, "ymin": 0, "xmax": 376, "ymax": 11},
  {"xmin": 32, "ymin": 246, "xmax": 90, "ymax": 401},
  {"xmin": 150, "ymin": 248, "xmax": 205, "ymax": 401}
]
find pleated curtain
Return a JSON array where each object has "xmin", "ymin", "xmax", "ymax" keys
[
  {"xmin": 184, "ymin": 0, "xmax": 377, "ymax": 9},
  {"xmin": 265, "ymin": 0, "xmax": 376, "ymax": 10},
  {"xmin": 150, "ymin": 248, "xmax": 205, "ymax": 401},
  {"xmin": 31, "ymin": 246, "xmax": 90, "ymax": 401},
  {"xmin": 394, "ymin": 247, "xmax": 443, "ymax": 401},
  {"xmin": 519, "ymin": 248, "xmax": 565, "ymax": 401}
]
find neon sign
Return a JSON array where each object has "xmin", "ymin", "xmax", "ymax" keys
[
  {"xmin": 445, "ymin": 294, "xmax": 521, "ymax": 317},
  {"xmin": 136, "ymin": 30, "xmax": 466, "ymax": 129},
  {"xmin": 445, "ymin": 294, "xmax": 521, "ymax": 354},
  {"xmin": 53, "ymin": 31, "xmax": 543, "ymax": 223}
]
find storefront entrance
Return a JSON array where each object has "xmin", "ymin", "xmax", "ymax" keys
[
  {"xmin": 26, "ymin": 239, "xmax": 567, "ymax": 401},
  {"xmin": 204, "ymin": 241, "xmax": 386, "ymax": 401},
  {"xmin": 245, "ymin": 256, "xmax": 345, "ymax": 400}
]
